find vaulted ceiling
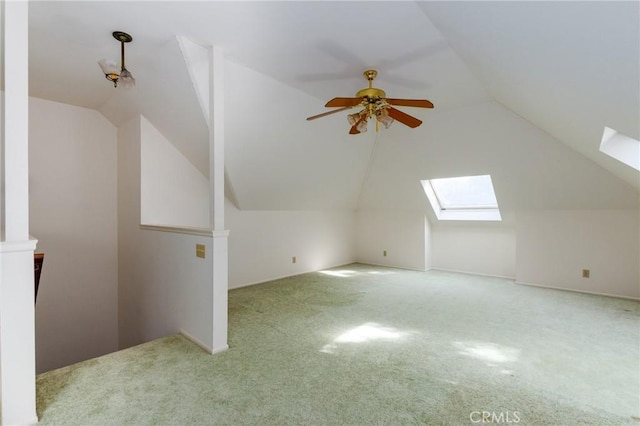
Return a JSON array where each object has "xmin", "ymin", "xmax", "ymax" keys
[{"xmin": 27, "ymin": 1, "xmax": 640, "ymax": 214}]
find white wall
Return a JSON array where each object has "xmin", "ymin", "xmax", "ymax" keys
[
  {"xmin": 140, "ymin": 116, "xmax": 210, "ymax": 229},
  {"xmin": 431, "ymin": 222, "xmax": 516, "ymax": 278},
  {"xmin": 226, "ymin": 198, "xmax": 356, "ymax": 288},
  {"xmin": 29, "ymin": 97, "xmax": 118, "ymax": 373},
  {"xmin": 516, "ymin": 209, "xmax": 640, "ymax": 299},
  {"xmin": 118, "ymin": 116, "xmax": 214, "ymax": 350},
  {"xmin": 355, "ymin": 210, "xmax": 427, "ymax": 271}
]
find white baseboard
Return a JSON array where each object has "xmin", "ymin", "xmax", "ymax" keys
[
  {"xmin": 179, "ymin": 330, "xmax": 213, "ymax": 353},
  {"xmin": 179, "ymin": 330, "xmax": 230, "ymax": 355},
  {"xmin": 515, "ymin": 281, "xmax": 640, "ymax": 301},
  {"xmin": 354, "ymin": 261, "xmax": 427, "ymax": 273},
  {"xmin": 228, "ymin": 261, "xmax": 357, "ymax": 290},
  {"xmin": 5, "ymin": 414, "xmax": 39, "ymax": 426},
  {"xmin": 212, "ymin": 344, "xmax": 229, "ymax": 354},
  {"xmin": 430, "ymin": 267, "xmax": 515, "ymax": 280}
]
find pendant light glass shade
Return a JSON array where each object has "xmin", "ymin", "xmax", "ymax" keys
[
  {"xmin": 98, "ymin": 59, "xmax": 119, "ymax": 86},
  {"xmin": 98, "ymin": 59, "xmax": 118, "ymax": 75},
  {"xmin": 118, "ymin": 69, "xmax": 136, "ymax": 88}
]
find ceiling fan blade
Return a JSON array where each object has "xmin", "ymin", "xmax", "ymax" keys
[
  {"xmin": 325, "ymin": 97, "xmax": 363, "ymax": 108},
  {"xmin": 387, "ymin": 107, "xmax": 423, "ymax": 128},
  {"xmin": 306, "ymin": 106, "xmax": 351, "ymax": 121},
  {"xmin": 386, "ymin": 98, "xmax": 434, "ymax": 108}
]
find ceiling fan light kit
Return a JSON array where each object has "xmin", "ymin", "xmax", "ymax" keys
[
  {"xmin": 356, "ymin": 117, "xmax": 368, "ymax": 133},
  {"xmin": 98, "ymin": 31, "xmax": 135, "ymax": 88},
  {"xmin": 376, "ymin": 108, "xmax": 394, "ymax": 129},
  {"xmin": 307, "ymin": 69, "xmax": 434, "ymax": 134}
]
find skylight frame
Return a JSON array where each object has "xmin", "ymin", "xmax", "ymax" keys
[
  {"xmin": 599, "ymin": 126, "xmax": 640, "ymax": 171},
  {"xmin": 421, "ymin": 175, "xmax": 502, "ymax": 221}
]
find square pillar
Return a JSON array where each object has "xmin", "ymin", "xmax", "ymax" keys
[{"xmin": 208, "ymin": 46, "xmax": 228, "ymax": 353}]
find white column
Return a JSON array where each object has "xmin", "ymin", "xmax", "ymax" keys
[
  {"xmin": 0, "ymin": 241, "xmax": 37, "ymax": 425},
  {"xmin": 0, "ymin": 0, "xmax": 39, "ymax": 424},
  {"xmin": 209, "ymin": 46, "xmax": 228, "ymax": 353},
  {"xmin": 211, "ymin": 229, "xmax": 229, "ymax": 353},
  {"xmin": 2, "ymin": 0, "xmax": 29, "ymax": 241}
]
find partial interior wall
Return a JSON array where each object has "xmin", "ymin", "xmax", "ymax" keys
[
  {"xmin": 29, "ymin": 97, "xmax": 118, "ymax": 373},
  {"xmin": 431, "ymin": 221, "xmax": 516, "ymax": 278},
  {"xmin": 140, "ymin": 116, "xmax": 209, "ymax": 229},
  {"xmin": 354, "ymin": 209, "xmax": 515, "ymax": 277},
  {"xmin": 118, "ymin": 116, "xmax": 213, "ymax": 351},
  {"xmin": 356, "ymin": 207, "xmax": 638, "ymax": 299},
  {"xmin": 226, "ymin": 198, "xmax": 356, "ymax": 288}
]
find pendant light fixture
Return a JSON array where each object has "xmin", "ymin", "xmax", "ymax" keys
[{"xmin": 98, "ymin": 31, "xmax": 135, "ymax": 88}]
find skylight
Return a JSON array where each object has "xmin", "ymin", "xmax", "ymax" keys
[
  {"xmin": 599, "ymin": 126, "xmax": 640, "ymax": 171},
  {"xmin": 421, "ymin": 175, "xmax": 501, "ymax": 221}
]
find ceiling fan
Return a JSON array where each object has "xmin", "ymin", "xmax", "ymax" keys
[{"xmin": 306, "ymin": 70, "xmax": 434, "ymax": 134}]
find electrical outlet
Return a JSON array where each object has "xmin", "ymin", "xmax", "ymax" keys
[
  {"xmin": 582, "ymin": 269, "xmax": 590, "ymax": 278},
  {"xmin": 383, "ymin": 250, "xmax": 387, "ymax": 257},
  {"xmin": 196, "ymin": 244, "xmax": 206, "ymax": 259},
  {"xmin": 292, "ymin": 256, "xmax": 297, "ymax": 264}
]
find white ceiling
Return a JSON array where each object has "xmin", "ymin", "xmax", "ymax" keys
[{"xmin": 26, "ymin": 1, "xmax": 640, "ymax": 213}]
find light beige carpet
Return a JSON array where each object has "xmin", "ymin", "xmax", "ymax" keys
[{"xmin": 36, "ymin": 264, "xmax": 640, "ymax": 425}]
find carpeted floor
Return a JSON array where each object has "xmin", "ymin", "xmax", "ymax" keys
[{"xmin": 36, "ymin": 264, "xmax": 640, "ymax": 425}]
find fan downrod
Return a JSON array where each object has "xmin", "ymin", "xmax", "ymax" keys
[{"xmin": 356, "ymin": 69, "xmax": 385, "ymax": 99}]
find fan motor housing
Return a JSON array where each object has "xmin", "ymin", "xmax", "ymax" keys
[{"xmin": 356, "ymin": 87, "xmax": 386, "ymax": 100}]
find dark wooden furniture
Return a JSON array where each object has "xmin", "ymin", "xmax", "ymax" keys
[{"xmin": 34, "ymin": 253, "xmax": 44, "ymax": 303}]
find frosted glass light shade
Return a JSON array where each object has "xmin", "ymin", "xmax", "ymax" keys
[
  {"xmin": 347, "ymin": 113, "xmax": 360, "ymax": 125},
  {"xmin": 98, "ymin": 59, "xmax": 119, "ymax": 75},
  {"xmin": 119, "ymin": 68, "xmax": 136, "ymax": 88},
  {"xmin": 378, "ymin": 115, "xmax": 393, "ymax": 128},
  {"xmin": 356, "ymin": 117, "xmax": 368, "ymax": 133},
  {"xmin": 376, "ymin": 108, "xmax": 394, "ymax": 129}
]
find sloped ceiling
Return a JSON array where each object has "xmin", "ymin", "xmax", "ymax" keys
[
  {"xmin": 358, "ymin": 101, "xmax": 639, "ymax": 212},
  {"xmin": 26, "ymin": 1, "xmax": 639, "ymax": 213},
  {"xmin": 418, "ymin": 1, "xmax": 640, "ymax": 190}
]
